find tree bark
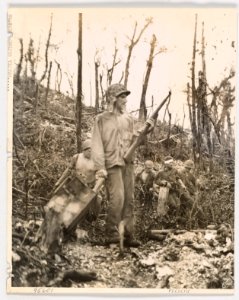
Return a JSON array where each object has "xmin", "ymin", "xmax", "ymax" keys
[
  {"xmin": 200, "ymin": 22, "xmax": 213, "ymax": 170},
  {"xmin": 107, "ymin": 38, "xmax": 120, "ymax": 86},
  {"xmin": 124, "ymin": 18, "xmax": 152, "ymax": 88},
  {"xmin": 39, "ymin": 14, "xmax": 52, "ymax": 83},
  {"xmin": 15, "ymin": 38, "xmax": 23, "ymax": 84},
  {"xmin": 27, "ymin": 38, "xmax": 36, "ymax": 81},
  {"xmin": 139, "ymin": 34, "xmax": 157, "ymax": 121},
  {"xmin": 94, "ymin": 61, "xmax": 100, "ymax": 113},
  {"xmin": 191, "ymin": 14, "xmax": 198, "ymax": 162},
  {"xmin": 65, "ymin": 72, "xmax": 75, "ymax": 99},
  {"xmin": 186, "ymin": 83, "xmax": 193, "ymax": 130},
  {"xmin": 99, "ymin": 73, "xmax": 105, "ymax": 108},
  {"xmin": 76, "ymin": 13, "xmax": 83, "ymax": 152},
  {"xmin": 45, "ymin": 61, "xmax": 52, "ymax": 109},
  {"xmin": 55, "ymin": 60, "xmax": 62, "ymax": 93}
]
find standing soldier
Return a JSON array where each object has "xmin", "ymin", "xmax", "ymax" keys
[{"xmin": 91, "ymin": 83, "xmax": 141, "ymax": 247}]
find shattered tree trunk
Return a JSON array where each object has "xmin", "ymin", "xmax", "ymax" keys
[
  {"xmin": 191, "ymin": 14, "xmax": 198, "ymax": 163},
  {"xmin": 45, "ymin": 61, "xmax": 52, "ymax": 109},
  {"xmin": 55, "ymin": 60, "xmax": 62, "ymax": 94},
  {"xmin": 186, "ymin": 83, "xmax": 193, "ymax": 130},
  {"xmin": 65, "ymin": 72, "xmax": 75, "ymax": 99},
  {"xmin": 94, "ymin": 61, "xmax": 100, "ymax": 113},
  {"xmin": 34, "ymin": 15, "xmax": 52, "ymax": 112},
  {"xmin": 15, "ymin": 38, "xmax": 23, "ymax": 84},
  {"xmin": 139, "ymin": 34, "xmax": 157, "ymax": 121},
  {"xmin": 27, "ymin": 38, "xmax": 36, "ymax": 82},
  {"xmin": 124, "ymin": 18, "xmax": 152, "ymax": 88},
  {"xmin": 27, "ymin": 38, "xmax": 37, "ymax": 98},
  {"xmin": 166, "ymin": 106, "xmax": 172, "ymax": 149},
  {"xmin": 39, "ymin": 14, "xmax": 52, "ymax": 84},
  {"xmin": 99, "ymin": 73, "xmax": 105, "ymax": 106},
  {"xmin": 201, "ymin": 22, "xmax": 213, "ymax": 171},
  {"xmin": 107, "ymin": 38, "xmax": 120, "ymax": 86},
  {"xmin": 226, "ymin": 111, "xmax": 233, "ymax": 154},
  {"xmin": 76, "ymin": 13, "xmax": 83, "ymax": 152}
]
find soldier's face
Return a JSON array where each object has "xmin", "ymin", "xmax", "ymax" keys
[
  {"xmin": 165, "ymin": 162, "xmax": 173, "ymax": 170},
  {"xmin": 115, "ymin": 94, "xmax": 127, "ymax": 113},
  {"xmin": 83, "ymin": 148, "xmax": 91, "ymax": 159},
  {"xmin": 185, "ymin": 167, "xmax": 192, "ymax": 173}
]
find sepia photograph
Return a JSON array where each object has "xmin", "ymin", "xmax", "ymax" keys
[{"xmin": 7, "ymin": 5, "xmax": 236, "ymax": 294}]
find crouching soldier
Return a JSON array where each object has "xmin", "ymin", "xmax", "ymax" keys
[
  {"xmin": 179, "ymin": 159, "xmax": 205, "ymax": 227},
  {"xmin": 153, "ymin": 156, "xmax": 182, "ymax": 221},
  {"xmin": 135, "ymin": 160, "xmax": 157, "ymax": 208}
]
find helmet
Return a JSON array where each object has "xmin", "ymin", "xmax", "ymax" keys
[
  {"xmin": 164, "ymin": 156, "xmax": 173, "ymax": 164},
  {"xmin": 82, "ymin": 139, "xmax": 91, "ymax": 151},
  {"xmin": 145, "ymin": 160, "xmax": 154, "ymax": 169},
  {"xmin": 106, "ymin": 84, "xmax": 130, "ymax": 103},
  {"xmin": 184, "ymin": 159, "xmax": 194, "ymax": 169}
]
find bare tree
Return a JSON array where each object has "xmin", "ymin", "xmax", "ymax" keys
[
  {"xmin": 34, "ymin": 36, "xmax": 41, "ymax": 76},
  {"xmin": 107, "ymin": 38, "xmax": 121, "ymax": 86},
  {"xmin": 166, "ymin": 102, "xmax": 172, "ymax": 149},
  {"xmin": 186, "ymin": 83, "xmax": 193, "ymax": 130},
  {"xmin": 15, "ymin": 38, "xmax": 24, "ymax": 84},
  {"xmin": 76, "ymin": 13, "xmax": 83, "ymax": 152},
  {"xmin": 65, "ymin": 72, "xmax": 75, "ymax": 99},
  {"xmin": 39, "ymin": 14, "xmax": 53, "ymax": 84},
  {"xmin": 99, "ymin": 72, "xmax": 105, "ymax": 106},
  {"xmin": 27, "ymin": 38, "xmax": 37, "ymax": 81},
  {"xmin": 45, "ymin": 61, "xmax": 52, "ymax": 109},
  {"xmin": 190, "ymin": 14, "xmax": 198, "ymax": 162},
  {"xmin": 124, "ymin": 17, "xmax": 152, "ymax": 88},
  {"xmin": 215, "ymin": 79, "xmax": 235, "ymax": 142},
  {"xmin": 206, "ymin": 69, "xmax": 235, "ymax": 145},
  {"xmin": 138, "ymin": 34, "xmax": 166, "ymax": 121},
  {"xmin": 94, "ymin": 54, "xmax": 100, "ymax": 113},
  {"xmin": 54, "ymin": 60, "xmax": 62, "ymax": 93},
  {"xmin": 198, "ymin": 22, "xmax": 213, "ymax": 169}
]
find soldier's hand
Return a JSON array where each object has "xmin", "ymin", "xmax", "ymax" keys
[
  {"xmin": 160, "ymin": 180, "xmax": 168, "ymax": 186},
  {"xmin": 145, "ymin": 117, "xmax": 156, "ymax": 133},
  {"xmin": 166, "ymin": 182, "xmax": 172, "ymax": 189},
  {"xmin": 153, "ymin": 183, "xmax": 160, "ymax": 193},
  {"xmin": 96, "ymin": 169, "xmax": 108, "ymax": 179}
]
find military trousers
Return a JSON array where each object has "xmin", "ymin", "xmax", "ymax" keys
[{"xmin": 105, "ymin": 164, "xmax": 135, "ymax": 238}]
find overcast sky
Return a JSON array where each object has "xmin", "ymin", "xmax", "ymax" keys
[{"xmin": 10, "ymin": 7, "xmax": 237, "ymax": 127}]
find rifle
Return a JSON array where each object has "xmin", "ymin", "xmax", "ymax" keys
[{"xmin": 124, "ymin": 91, "xmax": 171, "ymax": 163}]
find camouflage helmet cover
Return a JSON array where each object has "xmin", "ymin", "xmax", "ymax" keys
[
  {"xmin": 164, "ymin": 156, "xmax": 174, "ymax": 164},
  {"xmin": 184, "ymin": 159, "xmax": 194, "ymax": 169},
  {"xmin": 106, "ymin": 83, "xmax": 130, "ymax": 103},
  {"xmin": 145, "ymin": 160, "xmax": 154, "ymax": 168}
]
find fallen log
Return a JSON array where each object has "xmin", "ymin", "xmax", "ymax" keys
[
  {"xmin": 148, "ymin": 232, "xmax": 166, "ymax": 241},
  {"xmin": 62, "ymin": 270, "xmax": 97, "ymax": 283},
  {"xmin": 149, "ymin": 229, "xmax": 218, "ymax": 235},
  {"xmin": 150, "ymin": 229, "xmax": 187, "ymax": 235}
]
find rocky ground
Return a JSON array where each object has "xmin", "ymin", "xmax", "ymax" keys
[{"xmin": 11, "ymin": 217, "xmax": 234, "ymax": 290}]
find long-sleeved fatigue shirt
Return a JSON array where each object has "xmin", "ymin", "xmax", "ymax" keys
[{"xmin": 91, "ymin": 111, "xmax": 134, "ymax": 170}]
